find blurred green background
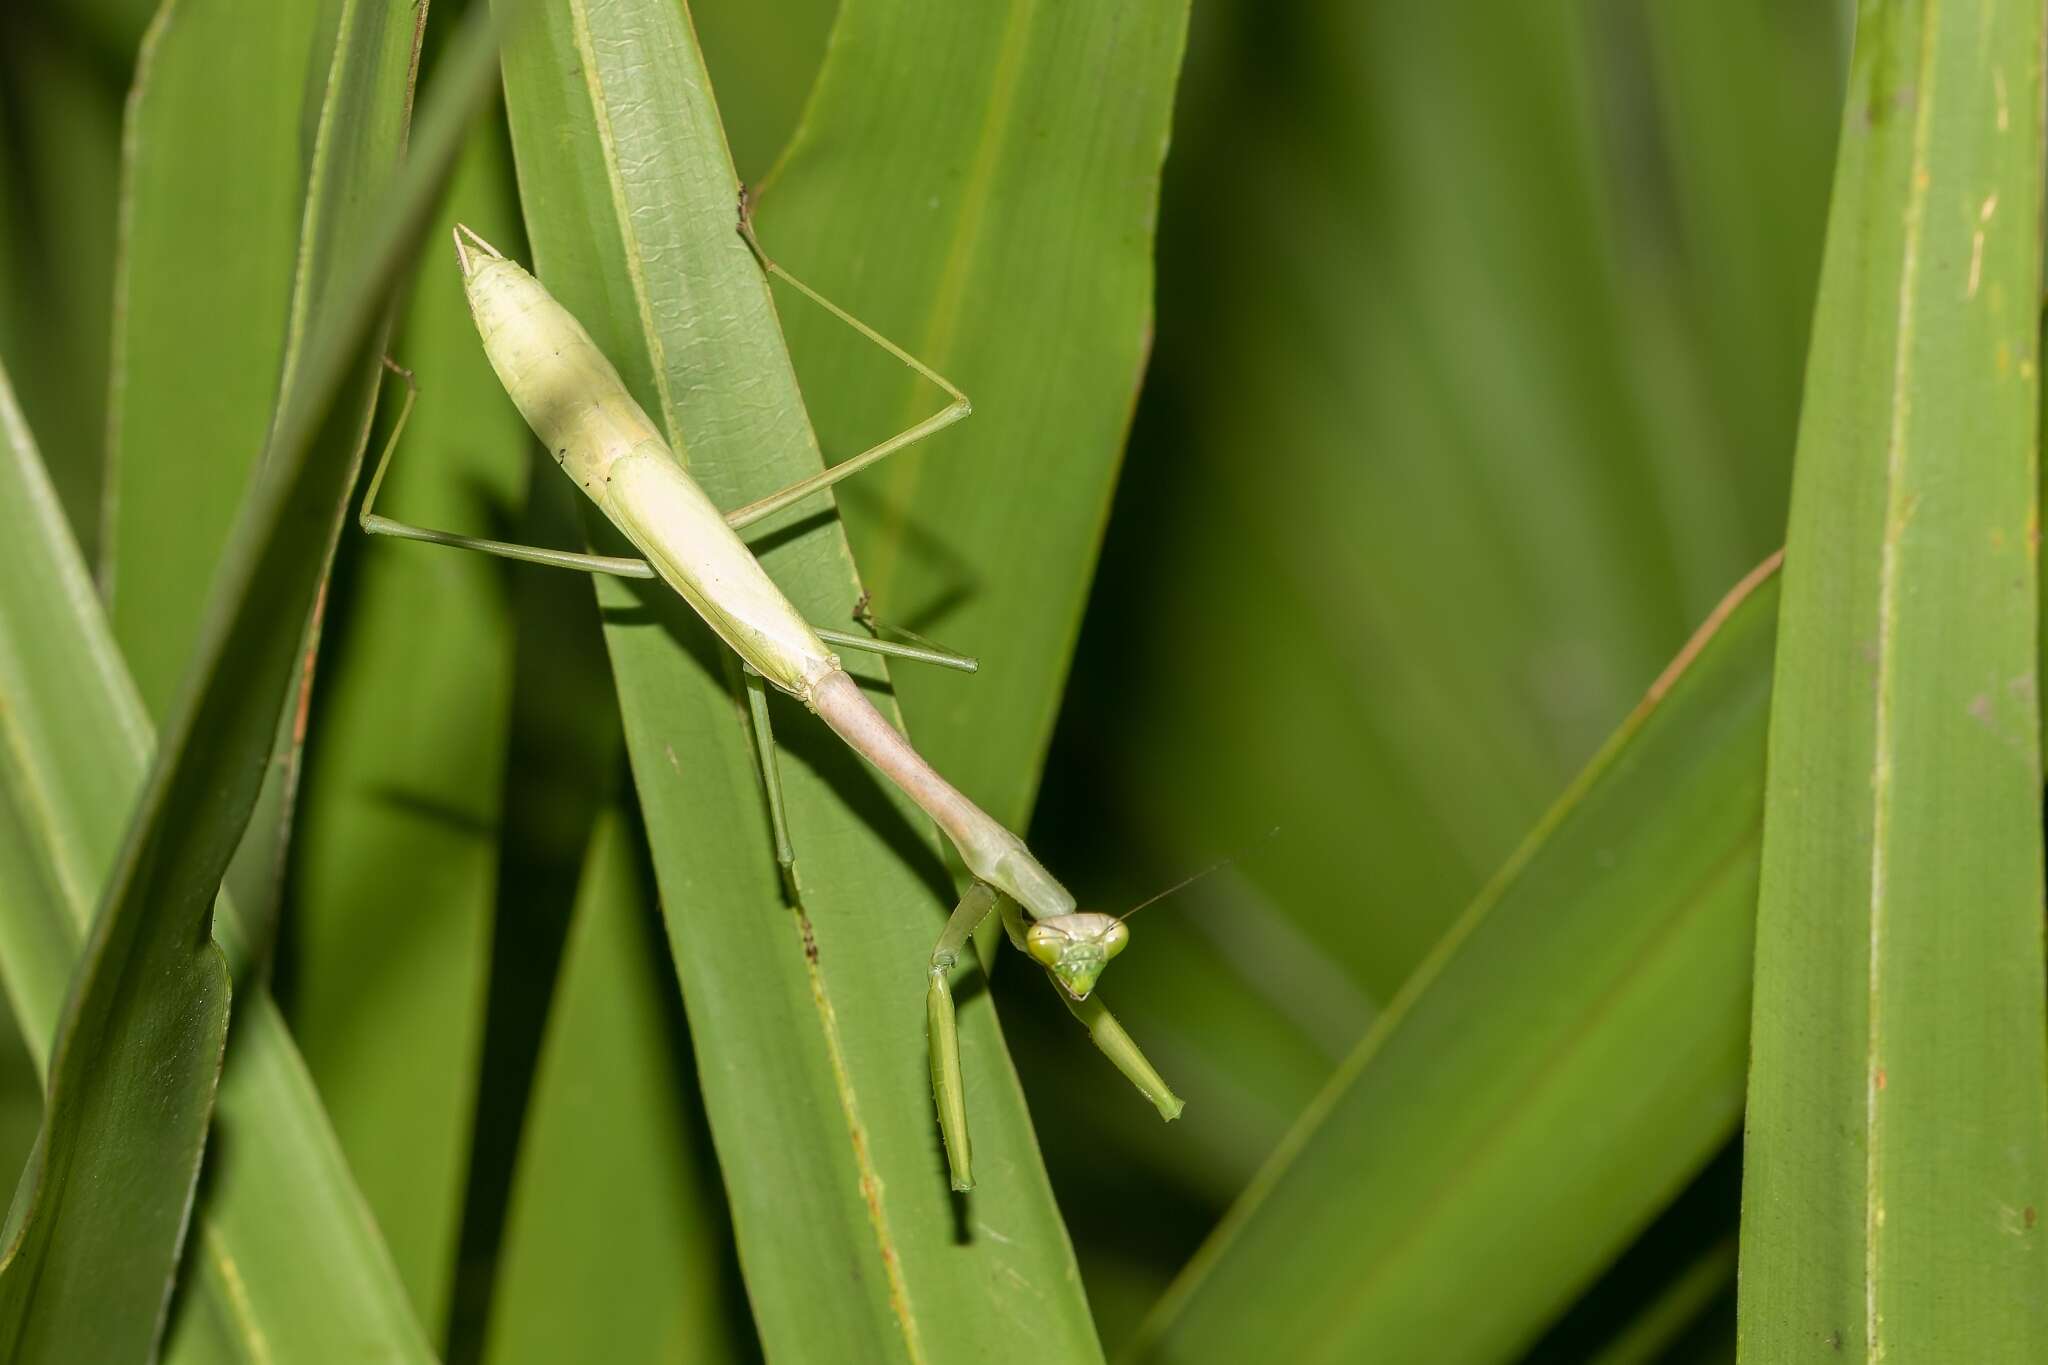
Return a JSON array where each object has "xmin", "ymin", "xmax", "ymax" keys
[
  {"xmin": 1017, "ymin": 2, "xmax": 1841, "ymax": 1350},
  {"xmin": 0, "ymin": 0, "xmax": 1851, "ymax": 1357}
]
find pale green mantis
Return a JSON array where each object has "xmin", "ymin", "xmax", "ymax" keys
[{"xmin": 358, "ymin": 207, "xmax": 1181, "ymax": 1191}]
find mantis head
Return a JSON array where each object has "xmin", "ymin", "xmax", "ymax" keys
[{"xmin": 1024, "ymin": 912, "xmax": 1129, "ymax": 1001}]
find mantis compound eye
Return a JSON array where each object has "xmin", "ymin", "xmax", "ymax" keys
[{"xmin": 1025, "ymin": 913, "xmax": 1130, "ymax": 1001}]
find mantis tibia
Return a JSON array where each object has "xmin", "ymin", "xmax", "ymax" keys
[{"xmin": 359, "ymin": 212, "xmax": 1180, "ymax": 1191}]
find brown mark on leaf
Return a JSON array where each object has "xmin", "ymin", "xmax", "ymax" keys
[
  {"xmin": 1643, "ymin": 549, "xmax": 1782, "ymax": 705},
  {"xmin": 292, "ymin": 579, "xmax": 331, "ymax": 746},
  {"xmin": 1966, "ymin": 680, "xmax": 2037, "ymax": 762}
]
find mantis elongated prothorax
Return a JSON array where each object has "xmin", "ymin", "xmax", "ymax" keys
[{"xmin": 366, "ymin": 223, "xmax": 1180, "ymax": 1190}]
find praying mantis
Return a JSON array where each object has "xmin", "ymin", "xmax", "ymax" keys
[{"xmin": 357, "ymin": 206, "xmax": 1181, "ymax": 1191}]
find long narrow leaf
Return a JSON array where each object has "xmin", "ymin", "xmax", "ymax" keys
[
  {"xmin": 104, "ymin": 0, "xmax": 326, "ymax": 715},
  {"xmin": 440, "ymin": 422, "xmax": 630, "ymax": 1353},
  {"xmin": 492, "ymin": 1, "xmax": 1101, "ymax": 1357},
  {"xmin": 0, "ymin": 10, "xmax": 506, "ymax": 1362},
  {"xmin": 1, "ymin": 363, "xmax": 435, "ymax": 1365},
  {"xmin": 156, "ymin": 10, "xmax": 515, "ymax": 1355},
  {"xmin": 109, "ymin": 0, "xmax": 429, "ymax": 947},
  {"xmin": 750, "ymin": 1, "xmax": 1197, "ymax": 1323},
  {"xmin": 1738, "ymin": 3, "xmax": 2048, "ymax": 1355},
  {"xmin": 482, "ymin": 801, "xmax": 752, "ymax": 1363},
  {"xmin": 0, "ymin": 359, "xmax": 228, "ymax": 1365},
  {"xmin": 288, "ymin": 106, "xmax": 526, "ymax": 1337},
  {"xmin": 103, "ymin": 0, "xmax": 339, "ymax": 949},
  {"xmin": 1127, "ymin": 558, "xmax": 1779, "ymax": 1363}
]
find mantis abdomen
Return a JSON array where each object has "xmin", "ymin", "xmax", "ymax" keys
[
  {"xmin": 460, "ymin": 239, "xmax": 840, "ymax": 699},
  {"xmin": 456, "ymin": 229, "xmax": 1072, "ymax": 919}
]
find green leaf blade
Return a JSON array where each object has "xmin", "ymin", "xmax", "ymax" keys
[
  {"xmin": 0, "ymin": 6, "xmax": 506, "ymax": 1358},
  {"xmin": 104, "ymin": 0, "xmax": 327, "ymax": 718},
  {"xmin": 492, "ymin": 0, "xmax": 1105, "ymax": 1357},
  {"xmin": 287, "ymin": 107, "xmax": 528, "ymax": 1338},
  {"xmin": 759, "ymin": 0, "xmax": 1192, "ymax": 833},
  {"xmin": 1127, "ymin": 563, "xmax": 1779, "ymax": 1363},
  {"xmin": 1738, "ymin": 3, "xmax": 2048, "ymax": 1356},
  {"xmin": 742, "ymin": 2, "xmax": 1196, "ymax": 1327},
  {"xmin": 483, "ymin": 802, "xmax": 753, "ymax": 1365},
  {"xmin": 0, "ymin": 370, "xmax": 438, "ymax": 1364},
  {"xmin": 0, "ymin": 359, "xmax": 231, "ymax": 1365}
]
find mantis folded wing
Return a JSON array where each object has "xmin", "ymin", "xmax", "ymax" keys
[{"xmin": 359, "ymin": 216, "xmax": 1181, "ymax": 1190}]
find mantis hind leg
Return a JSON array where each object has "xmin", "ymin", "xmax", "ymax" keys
[
  {"xmin": 812, "ymin": 591, "xmax": 980, "ymax": 675},
  {"xmin": 851, "ymin": 591, "xmax": 969, "ymax": 666},
  {"xmin": 724, "ymin": 190, "xmax": 972, "ymax": 533},
  {"xmin": 361, "ymin": 365, "xmax": 980, "ymax": 682}
]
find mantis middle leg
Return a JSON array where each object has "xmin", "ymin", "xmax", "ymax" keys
[{"xmin": 742, "ymin": 664, "xmax": 800, "ymax": 901}]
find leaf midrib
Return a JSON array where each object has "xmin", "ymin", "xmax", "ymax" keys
[{"xmin": 1863, "ymin": 7, "xmax": 1941, "ymax": 1350}]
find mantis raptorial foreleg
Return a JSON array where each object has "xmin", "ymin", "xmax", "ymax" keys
[
  {"xmin": 927, "ymin": 881, "xmax": 1002, "ymax": 1189},
  {"xmin": 995, "ymin": 896, "xmax": 1183, "ymax": 1124},
  {"xmin": 927, "ymin": 885, "xmax": 1182, "ymax": 1189}
]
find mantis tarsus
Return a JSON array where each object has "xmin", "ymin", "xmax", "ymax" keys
[{"xmin": 359, "ymin": 207, "xmax": 1181, "ymax": 1191}]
